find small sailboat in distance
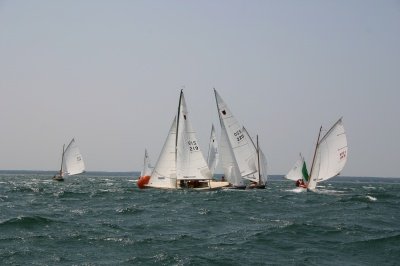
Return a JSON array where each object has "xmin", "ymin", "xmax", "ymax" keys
[
  {"xmin": 206, "ymin": 124, "xmax": 219, "ymax": 176},
  {"xmin": 285, "ymin": 153, "xmax": 309, "ymax": 188},
  {"xmin": 137, "ymin": 149, "xmax": 153, "ymax": 188},
  {"xmin": 53, "ymin": 138, "xmax": 85, "ymax": 181},
  {"xmin": 285, "ymin": 118, "xmax": 348, "ymax": 191}
]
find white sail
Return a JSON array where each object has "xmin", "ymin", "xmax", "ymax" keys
[
  {"xmin": 206, "ymin": 124, "xmax": 219, "ymax": 176},
  {"xmin": 308, "ymin": 118, "xmax": 348, "ymax": 190},
  {"xmin": 241, "ymin": 127, "xmax": 263, "ymax": 183},
  {"xmin": 62, "ymin": 138, "xmax": 85, "ymax": 176},
  {"xmin": 214, "ymin": 89, "xmax": 258, "ymax": 178},
  {"xmin": 140, "ymin": 149, "xmax": 153, "ymax": 177},
  {"xmin": 285, "ymin": 154, "xmax": 305, "ymax": 181},
  {"xmin": 176, "ymin": 92, "xmax": 212, "ymax": 180},
  {"xmin": 219, "ymin": 122, "xmax": 244, "ymax": 187},
  {"xmin": 258, "ymin": 148, "xmax": 268, "ymax": 185},
  {"xmin": 147, "ymin": 117, "xmax": 178, "ymax": 189}
]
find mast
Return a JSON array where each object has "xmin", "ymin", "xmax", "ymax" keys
[
  {"xmin": 175, "ymin": 90, "xmax": 183, "ymax": 188},
  {"xmin": 59, "ymin": 144, "xmax": 65, "ymax": 176},
  {"xmin": 308, "ymin": 126, "xmax": 322, "ymax": 180},
  {"xmin": 256, "ymin": 135, "xmax": 261, "ymax": 185}
]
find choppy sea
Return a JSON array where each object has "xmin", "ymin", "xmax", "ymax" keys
[{"xmin": 0, "ymin": 171, "xmax": 399, "ymax": 265}]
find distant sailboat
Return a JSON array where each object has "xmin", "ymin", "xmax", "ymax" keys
[
  {"xmin": 137, "ymin": 149, "xmax": 153, "ymax": 188},
  {"xmin": 206, "ymin": 124, "xmax": 219, "ymax": 176},
  {"xmin": 214, "ymin": 89, "xmax": 267, "ymax": 189},
  {"xmin": 140, "ymin": 90, "xmax": 229, "ymax": 190},
  {"xmin": 53, "ymin": 138, "xmax": 85, "ymax": 181},
  {"xmin": 286, "ymin": 118, "xmax": 348, "ymax": 191},
  {"xmin": 285, "ymin": 153, "xmax": 309, "ymax": 188}
]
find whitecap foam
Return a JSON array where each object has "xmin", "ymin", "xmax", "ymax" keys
[
  {"xmin": 286, "ymin": 187, "xmax": 306, "ymax": 193},
  {"xmin": 366, "ymin": 195, "xmax": 377, "ymax": 201}
]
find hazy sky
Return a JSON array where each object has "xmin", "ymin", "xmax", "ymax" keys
[{"xmin": 0, "ymin": 1, "xmax": 399, "ymax": 177}]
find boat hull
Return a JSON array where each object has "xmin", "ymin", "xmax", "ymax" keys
[{"xmin": 52, "ymin": 175, "xmax": 64, "ymax": 181}]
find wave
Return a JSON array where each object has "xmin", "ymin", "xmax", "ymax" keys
[
  {"xmin": 339, "ymin": 194, "xmax": 380, "ymax": 203},
  {"xmin": 115, "ymin": 206, "xmax": 144, "ymax": 214},
  {"xmin": 347, "ymin": 233, "xmax": 400, "ymax": 246},
  {"xmin": 0, "ymin": 216, "xmax": 55, "ymax": 228},
  {"xmin": 366, "ymin": 195, "xmax": 377, "ymax": 201}
]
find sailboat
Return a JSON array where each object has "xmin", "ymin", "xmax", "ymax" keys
[
  {"xmin": 137, "ymin": 149, "xmax": 153, "ymax": 188},
  {"xmin": 53, "ymin": 138, "xmax": 85, "ymax": 181},
  {"xmin": 214, "ymin": 89, "xmax": 267, "ymax": 189},
  {"xmin": 140, "ymin": 90, "xmax": 229, "ymax": 190},
  {"xmin": 286, "ymin": 118, "xmax": 348, "ymax": 191},
  {"xmin": 206, "ymin": 124, "xmax": 219, "ymax": 176},
  {"xmin": 285, "ymin": 153, "xmax": 309, "ymax": 188}
]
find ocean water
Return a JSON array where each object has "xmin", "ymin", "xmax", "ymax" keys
[{"xmin": 0, "ymin": 171, "xmax": 399, "ymax": 265}]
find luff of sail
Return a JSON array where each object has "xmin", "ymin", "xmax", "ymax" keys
[
  {"xmin": 147, "ymin": 117, "xmax": 177, "ymax": 189},
  {"xmin": 62, "ymin": 138, "xmax": 85, "ymax": 176},
  {"xmin": 308, "ymin": 118, "xmax": 348, "ymax": 190},
  {"xmin": 176, "ymin": 91, "xmax": 212, "ymax": 180}
]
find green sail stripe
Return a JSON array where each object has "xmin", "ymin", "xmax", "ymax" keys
[{"xmin": 302, "ymin": 161, "xmax": 309, "ymax": 182}]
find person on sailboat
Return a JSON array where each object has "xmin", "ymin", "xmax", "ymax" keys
[{"xmin": 295, "ymin": 179, "xmax": 307, "ymax": 188}]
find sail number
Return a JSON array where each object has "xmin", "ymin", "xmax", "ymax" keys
[
  {"xmin": 339, "ymin": 150, "xmax": 346, "ymax": 160},
  {"xmin": 234, "ymin": 130, "xmax": 244, "ymax": 142},
  {"xmin": 188, "ymin": 140, "xmax": 199, "ymax": 151}
]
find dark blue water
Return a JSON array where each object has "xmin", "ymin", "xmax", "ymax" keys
[{"xmin": 1, "ymin": 171, "xmax": 399, "ymax": 265}]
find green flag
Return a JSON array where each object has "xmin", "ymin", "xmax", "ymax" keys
[{"xmin": 302, "ymin": 161, "xmax": 309, "ymax": 182}]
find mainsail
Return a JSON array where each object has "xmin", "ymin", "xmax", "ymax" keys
[
  {"xmin": 307, "ymin": 118, "xmax": 348, "ymax": 190},
  {"xmin": 62, "ymin": 138, "xmax": 85, "ymax": 176}
]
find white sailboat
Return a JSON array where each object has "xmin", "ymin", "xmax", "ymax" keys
[
  {"xmin": 206, "ymin": 124, "xmax": 219, "ymax": 176},
  {"xmin": 286, "ymin": 118, "xmax": 348, "ymax": 191},
  {"xmin": 214, "ymin": 89, "xmax": 267, "ymax": 189},
  {"xmin": 53, "ymin": 138, "xmax": 85, "ymax": 181},
  {"xmin": 137, "ymin": 149, "xmax": 153, "ymax": 188},
  {"xmin": 143, "ymin": 90, "xmax": 228, "ymax": 190},
  {"xmin": 140, "ymin": 149, "xmax": 153, "ymax": 177},
  {"xmin": 285, "ymin": 153, "xmax": 309, "ymax": 188}
]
